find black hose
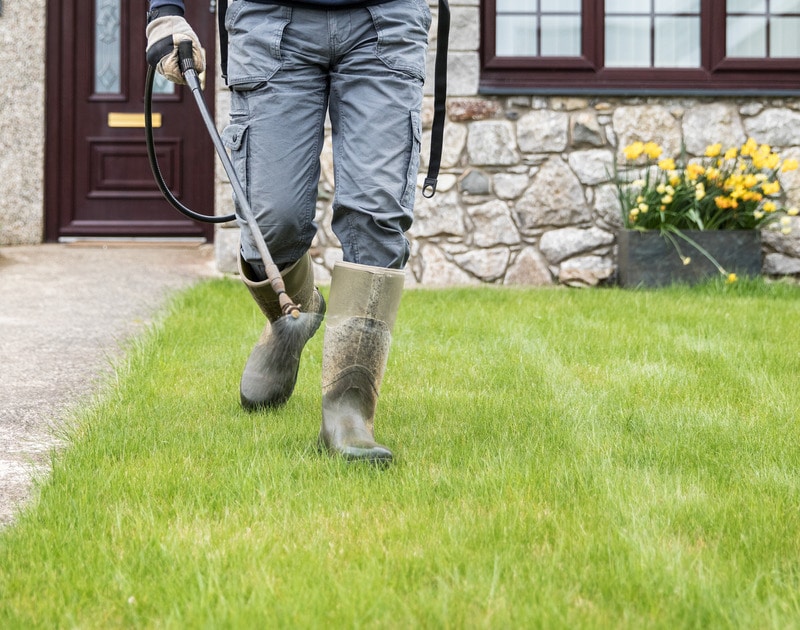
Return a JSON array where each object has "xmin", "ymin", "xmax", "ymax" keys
[{"xmin": 144, "ymin": 63, "xmax": 235, "ymax": 224}]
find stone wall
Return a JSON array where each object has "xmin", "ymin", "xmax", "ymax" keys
[
  {"xmin": 214, "ymin": 1, "xmax": 800, "ymax": 286},
  {"xmin": 0, "ymin": 1, "xmax": 47, "ymax": 245}
]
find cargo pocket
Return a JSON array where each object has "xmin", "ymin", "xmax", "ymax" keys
[
  {"xmin": 367, "ymin": 0, "xmax": 430, "ymax": 83},
  {"xmin": 222, "ymin": 123, "xmax": 249, "ymax": 205},
  {"xmin": 225, "ymin": 4, "xmax": 291, "ymax": 88},
  {"xmin": 401, "ymin": 111, "xmax": 422, "ymax": 210}
]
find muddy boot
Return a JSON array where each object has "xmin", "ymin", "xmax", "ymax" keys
[
  {"xmin": 319, "ymin": 261, "xmax": 404, "ymax": 464},
  {"xmin": 239, "ymin": 252, "xmax": 326, "ymax": 410}
]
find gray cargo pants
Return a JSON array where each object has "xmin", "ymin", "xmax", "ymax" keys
[{"xmin": 222, "ymin": 0, "xmax": 431, "ymax": 271}]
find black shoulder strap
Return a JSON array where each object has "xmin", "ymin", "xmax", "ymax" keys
[
  {"xmin": 218, "ymin": 0, "xmax": 229, "ymax": 82},
  {"xmin": 216, "ymin": 0, "xmax": 448, "ymax": 198},
  {"xmin": 423, "ymin": 0, "xmax": 449, "ymax": 198}
]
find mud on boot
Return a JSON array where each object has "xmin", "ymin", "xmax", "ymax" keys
[
  {"xmin": 319, "ymin": 262, "xmax": 404, "ymax": 464},
  {"xmin": 239, "ymin": 252, "xmax": 326, "ymax": 410}
]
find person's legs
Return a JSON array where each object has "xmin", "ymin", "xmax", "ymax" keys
[
  {"xmin": 326, "ymin": 0, "xmax": 430, "ymax": 269},
  {"xmin": 224, "ymin": 4, "xmax": 333, "ymax": 408},
  {"xmin": 224, "ymin": 3, "xmax": 330, "ymax": 271},
  {"xmin": 319, "ymin": 0, "xmax": 430, "ymax": 461}
]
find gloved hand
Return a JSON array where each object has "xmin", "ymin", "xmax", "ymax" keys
[{"xmin": 146, "ymin": 15, "xmax": 206, "ymax": 85}]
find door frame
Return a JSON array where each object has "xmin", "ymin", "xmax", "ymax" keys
[{"xmin": 44, "ymin": 1, "xmax": 217, "ymax": 242}]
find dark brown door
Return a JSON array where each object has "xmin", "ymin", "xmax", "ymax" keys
[{"xmin": 45, "ymin": 1, "xmax": 217, "ymax": 241}]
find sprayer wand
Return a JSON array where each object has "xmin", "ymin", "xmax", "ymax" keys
[{"xmin": 177, "ymin": 41, "xmax": 301, "ymax": 319}]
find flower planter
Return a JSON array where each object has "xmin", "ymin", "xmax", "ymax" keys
[{"xmin": 616, "ymin": 229, "xmax": 762, "ymax": 287}]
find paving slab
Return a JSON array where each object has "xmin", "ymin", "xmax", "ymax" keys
[{"xmin": 0, "ymin": 243, "xmax": 219, "ymax": 526}]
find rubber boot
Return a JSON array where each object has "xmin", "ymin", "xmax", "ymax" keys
[
  {"xmin": 319, "ymin": 261, "xmax": 404, "ymax": 464},
  {"xmin": 239, "ymin": 252, "xmax": 326, "ymax": 410}
]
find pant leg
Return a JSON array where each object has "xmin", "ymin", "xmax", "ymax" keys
[
  {"xmin": 327, "ymin": 0, "xmax": 431, "ymax": 270},
  {"xmin": 223, "ymin": 3, "xmax": 330, "ymax": 270}
]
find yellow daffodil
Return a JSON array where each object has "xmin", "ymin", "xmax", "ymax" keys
[
  {"xmin": 658, "ymin": 158, "xmax": 676, "ymax": 171},
  {"xmin": 624, "ymin": 142, "xmax": 645, "ymax": 160},
  {"xmin": 695, "ymin": 183, "xmax": 706, "ymax": 200},
  {"xmin": 686, "ymin": 163, "xmax": 705, "ymax": 180},
  {"xmin": 782, "ymin": 159, "xmax": 799, "ymax": 172},
  {"xmin": 644, "ymin": 142, "xmax": 663, "ymax": 159},
  {"xmin": 741, "ymin": 137, "xmax": 758, "ymax": 156},
  {"xmin": 616, "ymin": 137, "xmax": 795, "ymax": 234},
  {"xmin": 761, "ymin": 181, "xmax": 781, "ymax": 196}
]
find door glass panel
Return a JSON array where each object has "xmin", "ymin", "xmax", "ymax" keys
[
  {"xmin": 94, "ymin": 0, "xmax": 121, "ymax": 94},
  {"xmin": 153, "ymin": 74, "xmax": 176, "ymax": 95}
]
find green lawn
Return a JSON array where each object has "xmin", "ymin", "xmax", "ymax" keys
[{"xmin": 2, "ymin": 278, "xmax": 800, "ymax": 628}]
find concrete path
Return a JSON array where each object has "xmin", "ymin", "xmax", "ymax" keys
[{"xmin": 0, "ymin": 243, "xmax": 219, "ymax": 526}]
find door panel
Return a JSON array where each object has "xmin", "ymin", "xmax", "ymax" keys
[{"xmin": 46, "ymin": 1, "xmax": 217, "ymax": 240}]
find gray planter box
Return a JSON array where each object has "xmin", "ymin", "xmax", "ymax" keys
[{"xmin": 616, "ymin": 229, "xmax": 762, "ymax": 287}]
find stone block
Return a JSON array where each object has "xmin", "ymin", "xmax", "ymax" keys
[
  {"xmin": 517, "ymin": 110, "xmax": 569, "ymax": 153},
  {"xmin": 467, "ymin": 121, "xmax": 519, "ymax": 165}
]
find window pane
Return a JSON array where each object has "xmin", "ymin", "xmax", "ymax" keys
[
  {"xmin": 655, "ymin": 17, "xmax": 700, "ymax": 67},
  {"xmin": 497, "ymin": 0, "xmax": 535, "ymax": 12},
  {"xmin": 771, "ymin": 17, "xmax": 800, "ymax": 57},
  {"xmin": 726, "ymin": 16, "xmax": 767, "ymax": 57},
  {"xmin": 726, "ymin": 0, "xmax": 765, "ymax": 12},
  {"xmin": 606, "ymin": 16, "xmax": 650, "ymax": 67},
  {"xmin": 496, "ymin": 16, "xmax": 537, "ymax": 56},
  {"xmin": 94, "ymin": 0, "xmax": 121, "ymax": 94},
  {"xmin": 606, "ymin": 0, "xmax": 640, "ymax": 12},
  {"xmin": 541, "ymin": 0, "xmax": 580, "ymax": 11},
  {"xmin": 541, "ymin": 16, "xmax": 581, "ymax": 56},
  {"xmin": 654, "ymin": 0, "xmax": 699, "ymax": 12},
  {"xmin": 773, "ymin": 0, "xmax": 800, "ymax": 12}
]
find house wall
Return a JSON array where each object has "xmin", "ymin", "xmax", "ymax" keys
[
  {"xmin": 215, "ymin": 0, "xmax": 800, "ymax": 285},
  {"xmin": 0, "ymin": 1, "xmax": 47, "ymax": 246},
  {"xmin": 2, "ymin": 2, "xmax": 798, "ymax": 284}
]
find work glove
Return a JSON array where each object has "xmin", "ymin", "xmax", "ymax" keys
[{"xmin": 146, "ymin": 14, "xmax": 206, "ymax": 85}]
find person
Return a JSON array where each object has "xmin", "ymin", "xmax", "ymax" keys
[{"xmin": 146, "ymin": 0, "xmax": 431, "ymax": 464}]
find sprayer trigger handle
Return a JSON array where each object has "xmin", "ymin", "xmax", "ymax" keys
[{"xmin": 178, "ymin": 40, "xmax": 195, "ymax": 74}]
